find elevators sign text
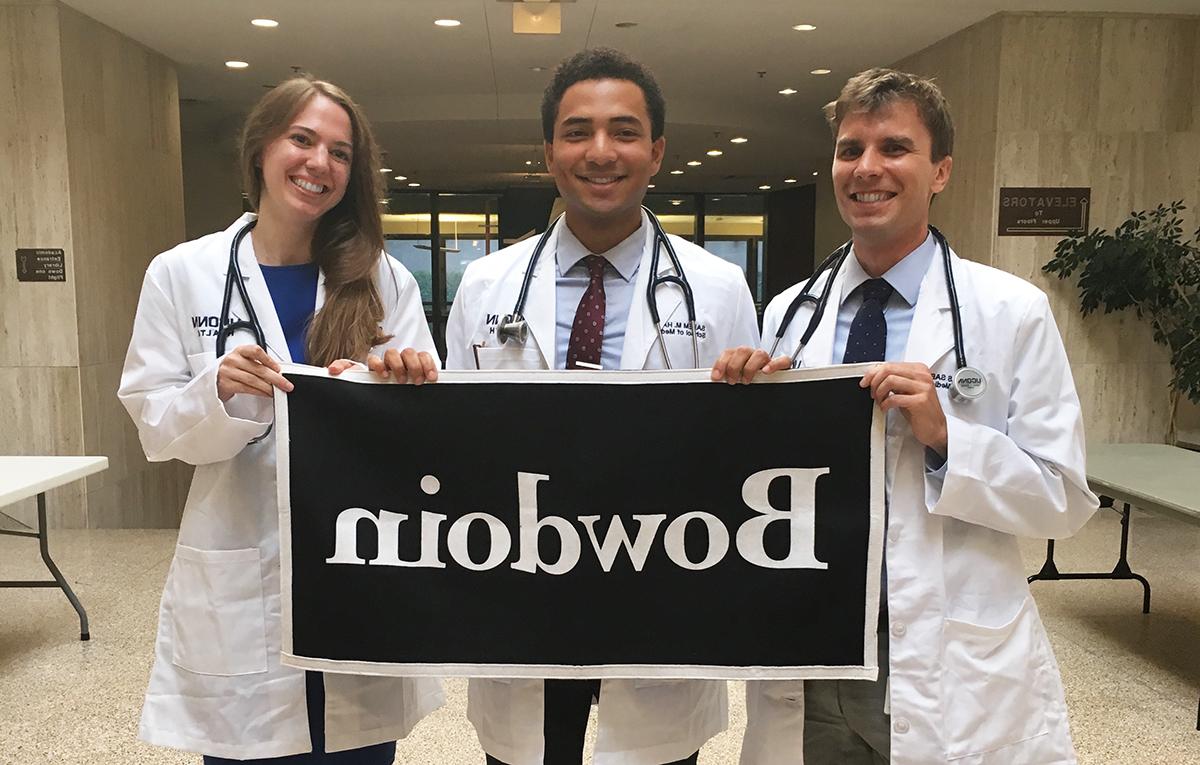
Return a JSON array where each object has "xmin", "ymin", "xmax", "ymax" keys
[
  {"xmin": 16, "ymin": 249, "xmax": 66, "ymax": 282},
  {"xmin": 998, "ymin": 187, "xmax": 1090, "ymax": 236}
]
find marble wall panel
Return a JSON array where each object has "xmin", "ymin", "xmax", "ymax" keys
[
  {"xmin": 1097, "ymin": 17, "xmax": 1197, "ymax": 133},
  {"xmin": 996, "ymin": 15, "xmax": 1104, "ymax": 134},
  {"xmin": 0, "ymin": 5, "xmax": 78, "ymax": 368}
]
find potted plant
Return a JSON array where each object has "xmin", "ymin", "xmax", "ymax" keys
[{"xmin": 1043, "ymin": 201, "xmax": 1200, "ymax": 442}]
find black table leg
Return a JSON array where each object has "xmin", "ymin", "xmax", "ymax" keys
[
  {"xmin": 1027, "ymin": 496, "xmax": 1151, "ymax": 614},
  {"xmin": 0, "ymin": 492, "xmax": 90, "ymax": 640}
]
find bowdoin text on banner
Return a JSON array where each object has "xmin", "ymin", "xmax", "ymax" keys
[{"xmin": 274, "ymin": 365, "xmax": 884, "ymax": 681}]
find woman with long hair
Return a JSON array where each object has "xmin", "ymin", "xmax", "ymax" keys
[{"xmin": 119, "ymin": 77, "xmax": 441, "ymax": 763}]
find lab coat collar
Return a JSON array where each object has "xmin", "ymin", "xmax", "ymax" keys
[{"xmin": 221, "ymin": 213, "xmax": 328, "ymax": 365}]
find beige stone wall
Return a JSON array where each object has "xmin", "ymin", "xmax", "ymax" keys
[
  {"xmin": 896, "ymin": 12, "xmax": 1197, "ymax": 444},
  {"xmin": 0, "ymin": 2, "xmax": 189, "ymax": 527}
]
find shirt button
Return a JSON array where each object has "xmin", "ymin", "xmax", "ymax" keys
[
  {"xmin": 894, "ymin": 718, "xmax": 910, "ymax": 734},
  {"xmin": 891, "ymin": 621, "xmax": 907, "ymax": 638}
]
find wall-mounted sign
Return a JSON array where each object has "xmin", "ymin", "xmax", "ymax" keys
[
  {"xmin": 998, "ymin": 187, "xmax": 1090, "ymax": 236},
  {"xmin": 16, "ymin": 248, "xmax": 66, "ymax": 282}
]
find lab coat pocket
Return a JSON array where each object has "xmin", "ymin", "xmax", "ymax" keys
[
  {"xmin": 168, "ymin": 545, "xmax": 269, "ymax": 676},
  {"xmin": 186, "ymin": 351, "xmax": 217, "ymax": 378},
  {"xmin": 941, "ymin": 596, "xmax": 1051, "ymax": 759},
  {"xmin": 473, "ymin": 345, "xmax": 547, "ymax": 370}
]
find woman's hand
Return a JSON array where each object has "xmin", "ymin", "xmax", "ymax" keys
[
  {"xmin": 366, "ymin": 348, "xmax": 439, "ymax": 385},
  {"xmin": 216, "ymin": 345, "xmax": 293, "ymax": 402}
]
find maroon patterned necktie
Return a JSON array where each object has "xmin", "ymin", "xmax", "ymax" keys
[{"xmin": 566, "ymin": 255, "xmax": 607, "ymax": 369}]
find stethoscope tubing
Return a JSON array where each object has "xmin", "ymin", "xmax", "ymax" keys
[
  {"xmin": 217, "ymin": 218, "xmax": 274, "ymax": 444},
  {"xmin": 500, "ymin": 206, "xmax": 699, "ymax": 369}
]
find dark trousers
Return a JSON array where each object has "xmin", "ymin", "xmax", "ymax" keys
[
  {"xmin": 203, "ymin": 672, "xmax": 396, "ymax": 764},
  {"xmin": 484, "ymin": 679, "xmax": 700, "ymax": 765}
]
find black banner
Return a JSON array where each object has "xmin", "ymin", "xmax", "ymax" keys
[{"xmin": 276, "ymin": 366, "xmax": 883, "ymax": 680}]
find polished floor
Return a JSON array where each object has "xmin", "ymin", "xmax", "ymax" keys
[{"xmin": 0, "ymin": 507, "xmax": 1197, "ymax": 765}]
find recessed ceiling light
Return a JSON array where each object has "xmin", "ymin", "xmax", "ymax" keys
[
  {"xmin": 408, "ymin": 182, "xmax": 421, "ymax": 187},
  {"xmin": 711, "ymin": 198, "xmax": 721, "ymax": 202},
  {"xmin": 525, "ymin": 160, "xmax": 533, "ymax": 166},
  {"xmin": 380, "ymin": 167, "xmax": 393, "ymax": 173},
  {"xmin": 793, "ymin": 23, "xmax": 817, "ymax": 31},
  {"xmin": 687, "ymin": 160, "xmax": 702, "ymax": 166},
  {"xmin": 759, "ymin": 185, "xmax": 772, "ymax": 190},
  {"xmin": 730, "ymin": 136, "xmax": 748, "ymax": 144},
  {"xmin": 394, "ymin": 175, "xmax": 407, "ymax": 181},
  {"xmin": 706, "ymin": 149, "xmax": 723, "ymax": 157},
  {"xmin": 670, "ymin": 170, "xmax": 684, "ymax": 175},
  {"xmin": 785, "ymin": 178, "xmax": 798, "ymax": 183},
  {"xmin": 647, "ymin": 184, "xmax": 656, "ymax": 188},
  {"xmin": 434, "ymin": 19, "xmax": 461, "ymax": 27},
  {"xmin": 812, "ymin": 171, "xmax": 819, "ymax": 176},
  {"xmin": 615, "ymin": 21, "xmax": 638, "ymax": 28},
  {"xmin": 250, "ymin": 18, "xmax": 278, "ymax": 28},
  {"xmin": 811, "ymin": 68, "xmax": 832, "ymax": 75},
  {"xmin": 225, "ymin": 60, "xmax": 249, "ymax": 69},
  {"xmin": 779, "ymin": 88, "xmax": 798, "ymax": 95},
  {"xmin": 670, "ymin": 199, "xmax": 683, "ymax": 206},
  {"xmin": 530, "ymin": 65, "xmax": 546, "ymax": 72}
]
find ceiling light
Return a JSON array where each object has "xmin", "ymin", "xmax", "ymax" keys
[
  {"xmin": 615, "ymin": 21, "xmax": 638, "ymax": 28},
  {"xmin": 811, "ymin": 68, "xmax": 832, "ymax": 75},
  {"xmin": 647, "ymin": 184, "xmax": 656, "ymax": 188},
  {"xmin": 706, "ymin": 149, "xmax": 723, "ymax": 156},
  {"xmin": 225, "ymin": 60, "xmax": 249, "ymax": 69},
  {"xmin": 711, "ymin": 198, "xmax": 721, "ymax": 202},
  {"xmin": 785, "ymin": 178, "xmax": 798, "ymax": 183},
  {"xmin": 513, "ymin": 3, "xmax": 560, "ymax": 34},
  {"xmin": 670, "ymin": 170, "xmax": 684, "ymax": 175},
  {"xmin": 670, "ymin": 199, "xmax": 683, "ymax": 206},
  {"xmin": 759, "ymin": 185, "xmax": 772, "ymax": 190},
  {"xmin": 525, "ymin": 160, "xmax": 533, "ymax": 166},
  {"xmin": 394, "ymin": 175, "xmax": 407, "ymax": 181},
  {"xmin": 408, "ymin": 182, "xmax": 421, "ymax": 187},
  {"xmin": 812, "ymin": 171, "xmax": 819, "ymax": 176},
  {"xmin": 793, "ymin": 23, "xmax": 816, "ymax": 31},
  {"xmin": 250, "ymin": 18, "xmax": 278, "ymax": 28},
  {"xmin": 730, "ymin": 136, "xmax": 748, "ymax": 144},
  {"xmin": 380, "ymin": 167, "xmax": 393, "ymax": 173},
  {"xmin": 779, "ymin": 88, "xmax": 798, "ymax": 95},
  {"xmin": 434, "ymin": 19, "xmax": 461, "ymax": 27},
  {"xmin": 687, "ymin": 160, "xmax": 702, "ymax": 166},
  {"xmin": 530, "ymin": 65, "xmax": 546, "ymax": 72}
]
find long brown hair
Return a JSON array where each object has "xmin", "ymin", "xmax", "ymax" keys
[{"xmin": 239, "ymin": 76, "xmax": 392, "ymax": 365}]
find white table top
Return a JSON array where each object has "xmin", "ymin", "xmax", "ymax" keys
[
  {"xmin": 0, "ymin": 456, "xmax": 109, "ymax": 508},
  {"xmin": 1086, "ymin": 443, "xmax": 1200, "ymax": 526}
]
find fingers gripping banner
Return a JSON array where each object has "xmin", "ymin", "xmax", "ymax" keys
[{"xmin": 275, "ymin": 366, "xmax": 884, "ymax": 681}]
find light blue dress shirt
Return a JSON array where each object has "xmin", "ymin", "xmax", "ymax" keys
[
  {"xmin": 554, "ymin": 218, "xmax": 644, "ymax": 370},
  {"xmin": 831, "ymin": 231, "xmax": 937, "ymax": 365}
]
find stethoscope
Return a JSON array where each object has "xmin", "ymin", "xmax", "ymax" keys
[
  {"xmin": 496, "ymin": 206, "xmax": 699, "ymax": 369},
  {"xmin": 218, "ymin": 219, "xmax": 274, "ymax": 443},
  {"xmin": 768, "ymin": 225, "xmax": 986, "ymax": 402}
]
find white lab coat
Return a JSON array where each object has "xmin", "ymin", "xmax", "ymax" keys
[
  {"xmin": 444, "ymin": 213, "xmax": 760, "ymax": 765},
  {"xmin": 119, "ymin": 214, "xmax": 443, "ymax": 760},
  {"xmin": 742, "ymin": 245, "xmax": 1098, "ymax": 765}
]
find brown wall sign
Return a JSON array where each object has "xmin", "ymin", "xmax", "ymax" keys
[
  {"xmin": 998, "ymin": 187, "xmax": 1090, "ymax": 236},
  {"xmin": 16, "ymin": 248, "xmax": 67, "ymax": 282}
]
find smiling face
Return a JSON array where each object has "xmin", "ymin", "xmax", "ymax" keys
[
  {"xmin": 256, "ymin": 93, "xmax": 353, "ymax": 229},
  {"xmin": 832, "ymin": 99, "xmax": 952, "ymax": 259},
  {"xmin": 544, "ymin": 78, "xmax": 665, "ymax": 237}
]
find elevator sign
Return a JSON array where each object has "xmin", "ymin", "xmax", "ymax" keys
[
  {"xmin": 15, "ymin": 249, "xmax": 66, "ymax": 282},
  {"xmin": 998, "ymin": 188, "xmax": 1090, "ymax": 236}
]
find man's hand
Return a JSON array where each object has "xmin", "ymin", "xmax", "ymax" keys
[
  {"xmin": 365, "ymin": 347, "xmax": 439, "ymax": 385},
  {"xmin": 710, "ymin": 346, "xmax": 793, "ymax": 385},
  {"xmin": 861, "ymin": 362, "xmax": 947, "ymax": 456},
  {"xmin": 216, "ymin": 345, "xmax": 292, "ymax": 402}
]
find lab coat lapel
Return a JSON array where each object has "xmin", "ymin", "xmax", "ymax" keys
[
  {"xmin": 521, "ymin": 226, "xmax": 559, "ymax": 369},
  {"xmin": 903, "ymin": 245, "xmax": 962, "ymax": 371},
  {"xmin": 796, "ymin": 263, "xmax": 848, "ymax": 368},
  {"xmin": 621, "ymin": 222, "xmax": 683, "ymax": 370},
  {"xmin": 223, "ymin": 214, "xmax": 293, "ymax": 364}
]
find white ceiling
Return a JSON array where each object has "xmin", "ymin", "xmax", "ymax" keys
[{"xmin": 62, "ymin": 0, "xmax": 1200, "ymax": 193}]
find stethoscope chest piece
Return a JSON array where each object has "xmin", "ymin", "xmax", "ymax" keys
[{"xmin": 951, "ymin": 365, "xmax": 987, "ymax": 401}]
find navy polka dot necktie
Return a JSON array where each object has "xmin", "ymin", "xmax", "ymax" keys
[
  {"xmin": 566, "ymin": 255, "xmax": 607, "ymax": 369},
  {"xmin": 842, "ymin": 278, "xmax": 894, "ymax": 363}
]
